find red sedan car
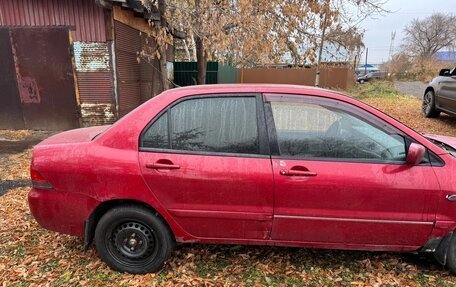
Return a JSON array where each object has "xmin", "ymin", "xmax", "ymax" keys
[{"xmin": 29, "ymin": 84, "xmax": 456, "ymax": 274}]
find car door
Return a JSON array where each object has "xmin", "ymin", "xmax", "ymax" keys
[
  {"xmin": 265, "ymin": 94, "xmax": 441, "ymax": 247},
  {"xmin": 437, "ymin": 67, "xmax": 456, "ymax": 113},
  {"xmin": 139, "ymin": 94, "xmax": 274, "ymax": 240},
  {"xmin": 447, "ymin": 68, "xmax": 456, "ymax": 113}
]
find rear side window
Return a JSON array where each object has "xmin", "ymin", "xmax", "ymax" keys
[
  {"xmin": 142, "ymin": 112, "xmax": 168, "ymax": 149},
  {"xmin": 142, "ymin": 97, "xmax": 260, "ymax": 154}
]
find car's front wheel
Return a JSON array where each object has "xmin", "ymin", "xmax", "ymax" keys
[
  {"xmin": 422, "ymin": 90, "xmax": 440, "ymax": 118},
  {"xmin": 94, "ymin": 205, "xmax": 174, "ymax": 274}
]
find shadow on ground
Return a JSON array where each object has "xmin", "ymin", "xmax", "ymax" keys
[
  {"xmin": 0, "ymin": 131, "xmax": 52, "ymax": 196},
  {"xmin": 0, "ymin": 138, "xmax": 43, "ymax": 155},
  {"xmin": 0, "ymin": 179, "xmax": 30, "ymax": 196}
]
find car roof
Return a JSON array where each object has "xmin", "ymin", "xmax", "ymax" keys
[{"xmin": 168, "ymin": 83, "xmax": 333, "ymax": 95}]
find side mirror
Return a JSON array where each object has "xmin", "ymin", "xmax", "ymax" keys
[
  {"xmin": 439, "ymin": 69, "xmax": 451, "ymax": 76},
  {"xmin": 406, "ymin": 143, "xmax": 426, "ymax": 165}
]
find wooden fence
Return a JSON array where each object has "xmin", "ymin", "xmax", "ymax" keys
[{"xmin": 239, "ymin": 66, "xmax": 355, "ymax": 89}]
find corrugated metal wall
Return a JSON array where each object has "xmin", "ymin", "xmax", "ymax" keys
[
  {"xmin": 115, "ymin": 21, "xmax": 142, "ymax": 117},
  {"xmin": 0, "ymin": 0, "xmax": 168, "ymax": 127},
  {"xmin": 0, "ymin": 0, "xmax": 106, "ymax": 42},
  {"xmin": 115, "ymin": 20, "xmax": 160, "ymax": 117},
  {"xmin": 0, "ymin": 0, "xmax": 115, "ymax": 127},
  {"xmin": 77, "ymin": 72, "xmax": 113, "ymax": 103},
  {"xmin": 140, "ymin": 33, "xmax": 160, "ymax": 103},
  {"xmin": 73, "ymin": 41, "xmax": 116, "ymax": 126}
]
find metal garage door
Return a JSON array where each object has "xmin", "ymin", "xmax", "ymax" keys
[
  {"xmin": 0, "ymin": 27, "xmax": 79, "ymax": 130},
  {"xmin": 0, "ymin": 28, "xmax": 24, "ymax": 129}
]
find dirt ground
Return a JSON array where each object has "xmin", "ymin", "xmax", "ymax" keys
[{"xmin": 1, "ymin": 85, "xmax": 456, "ymax": 286}]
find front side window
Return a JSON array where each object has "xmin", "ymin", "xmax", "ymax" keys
[
  {"xmin": 142, "ymin": 96, "xmax": 260, "ymax": 154},
  {"xmin": 270, "ymin": 100, "xmax": 406, "ymax": 161}
]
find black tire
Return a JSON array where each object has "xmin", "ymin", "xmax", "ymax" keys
[
  {"xmin": 94, "ymin": 205, "xmax": 174, "ymax": 274},
  {"xmin": 422, "ymin": 90, "xmax": 440, "ymax": 118},
  {"xmin": 446, "ymin": 234, "xmax": 456, "ymax": 275}
]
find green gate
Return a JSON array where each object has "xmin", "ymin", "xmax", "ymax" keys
[{"xmin": 173, "ymin": 62, "xmax": 238, "ymax": 86}]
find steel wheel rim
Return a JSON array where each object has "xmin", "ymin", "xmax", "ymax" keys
[{"xmin": 105, "ymin": 220, "xmax": 159, "ymax": 267}]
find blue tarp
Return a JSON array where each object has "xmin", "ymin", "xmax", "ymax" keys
[
  {"xmin": 436, "ymin": 51, "xmax": 456, "ymax": 62},
  {"xmin": 358, "ymin": 64, "xmax": 375, "ymax": 68}
]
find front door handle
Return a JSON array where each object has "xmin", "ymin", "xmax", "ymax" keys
[{"xmin": 146, "ymin": 162, "xmax": 180, "ymax": 170}]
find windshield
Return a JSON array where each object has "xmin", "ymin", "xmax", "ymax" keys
[{"xmin": 426, "ymin": 137, "xmax": 456, "ymax": 157}]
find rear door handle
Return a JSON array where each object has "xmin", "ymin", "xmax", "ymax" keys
[
  {"xmin": 146, "ymin": 163, "xmax": 180, "ymax": 170},
  {"xmin": 280, "ymin": 170, "xmax": 317, "ymax": 176}
]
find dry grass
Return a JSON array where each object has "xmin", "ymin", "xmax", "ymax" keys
[
  {"xmin": 1, "ymin": 189, "xmax": 455, "ymax": 287},
  {"xmin": 363, "ymin": 96, "xmax": 456, "ymax": 137},
  {"xmin": 348, "ymin": 81, "xmax": 456, "ymax": 137},
  {"xmin": 1, "ymin": 82, "xmax": 456, "ymax": 286}
]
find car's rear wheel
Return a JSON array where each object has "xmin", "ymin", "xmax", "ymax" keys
[
  {"xmin": 446, "ymin": 234, "xmax": 456, "ymax": 275},
  {"xmin": 422, "ymin": 90, "xmax": 440, "ymax": 118},
  {"xmin": 94, "ymin": 205, "xmax": 174, "ymax": 274}
]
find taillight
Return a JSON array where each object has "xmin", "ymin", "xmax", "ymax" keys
[{"xmin": 30, "ymin": 161, "xmax": 53, "ymax": 190}]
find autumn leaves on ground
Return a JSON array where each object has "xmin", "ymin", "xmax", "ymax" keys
[{"xmin": 1, "ymin": 82, "xmax": 456, "ymax": 287}]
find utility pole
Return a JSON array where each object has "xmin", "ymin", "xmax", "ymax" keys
[
  {"xmin": 389, "ymin": 31, "xmax": 396, "ymax": 60},
  {"xmin": 388, "ymin": 31, "xmax": 396, "ymax": 75},
  {"xmin": 364, "ymin": 47, "xmax": 368, "ymax": 75}
]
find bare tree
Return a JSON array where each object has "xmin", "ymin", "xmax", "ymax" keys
[
  {"xmin": 142, "ymin": 0, "xmax": 387, "ymax": 88},
  {"xmin": 314, "ymin": 0, "xmax": 387, "ymax": 86},
  {"xmin": 403, "ymin": 13, "xmax": 456, "ymax": 59}
]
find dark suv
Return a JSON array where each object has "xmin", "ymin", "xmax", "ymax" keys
[{"xmin": 423, "ymin": 67, "xmax": 456, "ymax": 118}]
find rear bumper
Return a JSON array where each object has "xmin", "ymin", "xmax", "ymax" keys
[{"xmin": 28, "ymin": 188, "xmax": 100, "ymax": 237}]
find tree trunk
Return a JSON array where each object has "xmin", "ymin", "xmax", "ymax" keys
[
  {"xmin": 183, "ymin": 39, "xmax": 191, "ymax": 61},
  {"xmin": 315, "ymin": 14, "xmax": 327, "ymax": 87},
  {"xmin": 156, "ymin": 0, "xmax": 169, "ymax": 91},
  {"xmin": 190, "ymin": 34, "xmax": 197, "ymax": 61},
  {"xmin": 158, "ymin": 46, "xmax": 169, "ymax": 90},
  {"xmin": 195, "ymin": 34, "xmax": 207, "ymax": 85},
  {"xmin": 194, "ymin": 0, "xmax": 206, "ymax": 85}
]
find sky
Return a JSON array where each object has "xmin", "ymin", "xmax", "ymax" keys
[{"xmin": 360, "ymin": 0, "xmax": 456, "ymax": 64}]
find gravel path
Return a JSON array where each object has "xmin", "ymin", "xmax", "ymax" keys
[{"xmin": 393, "ymin": 81, "xmax": 428, "ymax": 99}]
